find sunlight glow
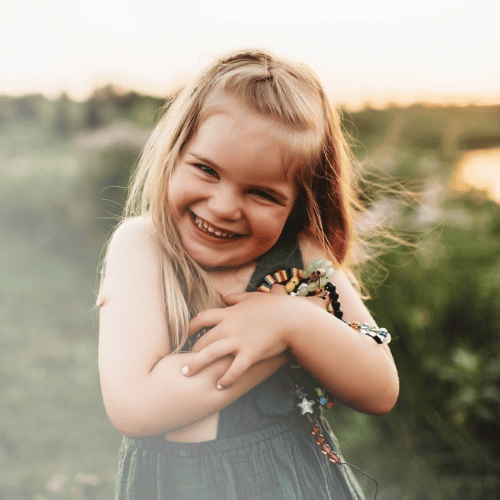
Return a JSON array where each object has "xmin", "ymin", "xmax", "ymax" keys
[
  {"xmin": 453, "ymin": 148, "xmax": 500, "ymax": 204},
  {"xmin": 1, "ymin": 0, "xmax": 499, "ymax": 106}
]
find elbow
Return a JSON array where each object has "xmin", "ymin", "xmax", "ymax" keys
[
  {"xmin": 108, "ymin": 410, "xmax": 148, "ymax": 438},
  {"xmin": 104, "ymin": 400, "xmax": 175, "ymax": 438},
  {"xmin": 346, "ymin": 366, "xmax": 399, "ymax": 416},
  {"xmin": 368, "ymin": 394, "xmax": 398, "ymax": 416},
  {"xmin": 367, "ymin": 375, "xmax": 400, "ymax": 416},
  {"xmin": 103, "ymin": 398, "xmax": 145, "ymax": 437},
  {"xmin": 114, "ymin": 422, "xmax": 160, "ymax": 439},
  {"xmin": 367, "ymin": 353, "xmax": 400, "ymax": 415},
  {"xmin": 338, "ymin": 374, "xmax": 399, "ymax": 416},
  {"xmin": 102, "ymin": 386, "xmax": 175, "ymax": 438}
]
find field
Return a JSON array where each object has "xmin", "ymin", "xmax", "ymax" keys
[{"xmin": 1, "ymin": 91, "xmax": 499, "ymax": 499}]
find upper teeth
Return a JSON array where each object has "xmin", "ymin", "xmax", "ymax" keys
[{"xmin": 194, "ymin": 215, "xmax": 236, "ymax": 238}]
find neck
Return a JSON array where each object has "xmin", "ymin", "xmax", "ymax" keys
[{"xmin": 205, "ymin": 261, "xmax": 257, "ymax": 296}]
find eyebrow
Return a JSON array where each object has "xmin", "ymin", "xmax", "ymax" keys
[{"xmin": 187, "ymin": 152, "xmax": 292, "ymax": 205}]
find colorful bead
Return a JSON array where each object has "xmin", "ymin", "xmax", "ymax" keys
[
  {"xmin": 257, "ymin": 261, "xmax": 391, "ymax": 481},
  {"xmin": 285, "ymin": 276, "xmax": 300, "ymax": 293},
  {"xmin": 260, "ymin": 264, "xmax": 391, "ymax": 345},
  {"xmin": 321, "ymin": 444, "xmax": 331, "ymax": 455},
  {"xmin": 308, "ymin": 418, "xmax": 342, "ymax": 466},
  {"xmin": 295, "ymin": 283, "xmax": 309, "ymax": 296},
  {"xmin": 258, "ymin": 268, "xmax": 303, "ymax": 293},
  {"xmin": 302, "ymin": 259, "xmax": 333, "ymax": 279},
  {"xmin": 344, "ymin": 320, "xmax": 391, "ymax": 344},
  {"xmin": 359, "ymin": 323, "xmax": 370, "ymax": 334},
  {"xmin": 275, "ymin": 269, "xmax": 289, "ymax": 283},
  {"xmin": 352, "ymin": 323, "xmax": 392, "ymax": 344}
]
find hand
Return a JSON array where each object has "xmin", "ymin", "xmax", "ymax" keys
[{"xmin": 183, "ymin": 290, "xmax": 299, "ymax": 389}]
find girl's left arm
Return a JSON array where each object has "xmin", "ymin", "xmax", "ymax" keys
[
  {"xmin": 186, "ymin": 235, "xmax": 399, "ymax": 415},
  {"xmin": 284, "ymin": 233, "xmax": 399, "ymax": 415}
]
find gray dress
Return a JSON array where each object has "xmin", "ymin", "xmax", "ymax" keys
[{"xmin": 113, "ymin": 235, "xmax": 366, "ymax": 500}]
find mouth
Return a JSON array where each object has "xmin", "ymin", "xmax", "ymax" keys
[{"xmin": 190, "ymin": 212, "xmax": 242, "ymax": 239}]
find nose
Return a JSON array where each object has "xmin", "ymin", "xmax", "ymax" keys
[{"xmin": 208, "ymin": 185, "xmax": 242, "ymax": 221}]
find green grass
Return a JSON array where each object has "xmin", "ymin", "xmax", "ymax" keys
[
  {"xmin": 2, "ymin": 100, "xmax": 500, "ymax": 499},
  {"xmin": 0, "ymin": 228, "xmax": 120, "ymax": 500}
]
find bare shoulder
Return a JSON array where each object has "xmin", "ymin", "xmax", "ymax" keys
[
  {"xmin": 298, "ymin": 232, "xmax": 348, "ymax": 281},
  {"xmin": 297, "ymin": 232, "xmax": 342, "ymax": 273},
  {"xmin": 108, "ymin": 216, "xmax": 158, "ymax": 258},
  {"xmin": 98, "ymin": 217, "xmax": 162, "ymax": 306},
  {"xmin": 108, "ymin": 216, "xmax": 161, "ymax": 271},
  {"xmin": 297, "ymin": 232, "xmax": 323, "ymax": 264}
]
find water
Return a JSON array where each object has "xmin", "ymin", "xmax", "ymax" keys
[{"xmin": 453, "ymin": 148, "xmax": 500, "ymax": 204}]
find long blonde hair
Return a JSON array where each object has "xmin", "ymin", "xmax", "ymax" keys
[{"xmin": 112, "ymin": 50, "xmax": 359, "ymax": 351}]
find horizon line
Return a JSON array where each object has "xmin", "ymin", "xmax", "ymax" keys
[{"xmin": 1, "ymin": 85, "xmax": 499, "ymax": 112}]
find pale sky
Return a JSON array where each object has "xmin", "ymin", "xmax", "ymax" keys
[{"xmin": 2, "ymin": 0, "xmax": 499, "ymax": 107}]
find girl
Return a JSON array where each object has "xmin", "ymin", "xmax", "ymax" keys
[{"xmin": 97, "ymin": 50, "xmax": 399, "ymax": 500}]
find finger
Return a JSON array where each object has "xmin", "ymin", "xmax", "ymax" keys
[
  {"xmin": 181, "ymin": 338, "xmax": 237, "ymax": 376},
  {"xmin": 191, "ymin": 326, "xmax": 225, "ymax": 352},
  {"xmin": 216, "ymin": 354, "xmax": 253, "ymax": 389},
  {"xmin": 220, "ymin": 292, "xmax": 255, "ymax": 305},
  {"xmin": 188, "ymin": 308, "xmax": 224, "ymax": 335}
]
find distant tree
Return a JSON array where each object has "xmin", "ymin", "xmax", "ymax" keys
[
  {"xmin": 84, "ymin": 86, "xmax": 125, "ymax": 129},
  {"xmin": 52, "ymin": 92, "xmax": 72, "ymax": 137},
  {"xmin": 0, "ymin": 96, "xmax": 12, "ymax": 129},
  {"xmin": 15, "ymin": 94, "xmax": 44, "ymax": 120},
  {"xmin": 84, "ymin": 94, "xmax": 104, "ymax": 129}
]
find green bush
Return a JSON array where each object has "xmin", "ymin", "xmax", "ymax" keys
[{"xmin": 363, "ymin": 197, "xmax": 500, "ymax": 496}]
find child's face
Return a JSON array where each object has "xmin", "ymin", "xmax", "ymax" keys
[{"xmin": 168, "ymin": 97, "xmax": 298, "ymax": 270}]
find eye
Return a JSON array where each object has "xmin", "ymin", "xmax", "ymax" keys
[
  {"xmin": 251, "ymin": 189, "xmax": 280, "ymax": 204},
  {"xmin": 195, "ymin": 164, "xmax": 219, "ymax": 179}
]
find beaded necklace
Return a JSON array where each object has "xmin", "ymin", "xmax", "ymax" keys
[
  {"xmin": 259, "ymin": 259, "xmax": 389, "ymax": 499},
  {"xmin": 187, "ymin": 259, "xmax": 387, "ymax": 498}
]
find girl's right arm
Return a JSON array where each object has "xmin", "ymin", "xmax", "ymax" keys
[{"xmin": 98, "ymin": 217, "xmax": 286, "ymax": 438}]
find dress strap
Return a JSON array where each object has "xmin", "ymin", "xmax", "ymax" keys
[{"xmin": 246, "ymin": 234, "xmax": 302, "ymax": 292}]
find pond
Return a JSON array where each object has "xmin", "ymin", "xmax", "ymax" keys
[{"xmin": 453, "ymin": 147, "xmax": 500, "ymax": 204}]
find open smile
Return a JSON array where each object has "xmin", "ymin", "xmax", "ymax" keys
[{"xmin": 190, "ymin": 212, "xmax": 243, "ymax": 239}]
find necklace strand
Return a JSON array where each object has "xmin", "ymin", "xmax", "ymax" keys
[{"xmin": 259, "ymin": 261, "xmax": 385, "ymax": 500}]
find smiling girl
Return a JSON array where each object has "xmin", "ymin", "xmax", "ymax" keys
[{"xmin": 97, "ymin": 50, "xmax": 399, "ymax": 500}]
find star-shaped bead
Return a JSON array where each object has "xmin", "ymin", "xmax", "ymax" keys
[{"xmin": 297, "ymin": 397, "xmax": 315, "ymax": 415}]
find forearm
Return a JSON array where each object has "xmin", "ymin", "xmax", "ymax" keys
[
  {"xmin": 102, "ymin": 351, "xmax": 287, "ymax": 437},
  {"xmin": 287, "ymin": 299, "xmax": 399, "ymax": 414}
]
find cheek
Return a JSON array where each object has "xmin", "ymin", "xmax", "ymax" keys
[
  {"xmin": 167, "ymin": 173, "xmax": 190, "ymax": 207},
  {"xmin": 255, "ymin": 208, "xmax": 293, "ymax": 235},
  {"xmin": 165, "ymin": 186, "xmax": 177, "ymax": 213}
]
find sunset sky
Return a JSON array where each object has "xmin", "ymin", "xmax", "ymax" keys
[{"xmin": 2, "ymin": 0, "xmax": 499, "ymax": 107}]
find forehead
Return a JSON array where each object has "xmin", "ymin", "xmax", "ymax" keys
[
  {"xmin": 200, "ymin": 95, "xmax": 320, "ymax": 173},
  {"xmin": 198, "ymin": 89, "xmax": 322, "ymax": 159},
  {"xmin": 189, "ymin": 98, "xmax": 302, "ymax": 183}
]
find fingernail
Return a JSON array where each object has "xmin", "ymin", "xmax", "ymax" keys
[
  {"xmin": 216, "ymin": 383, "xmax": 224, "ymax": 391},
  {"xmin": 181, "ymin": 366, "xmax": 189, "ymax": 376}
]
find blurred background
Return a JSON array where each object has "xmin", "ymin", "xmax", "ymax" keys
[{"xmin": 1, "ymin": 1, "xmax": 499, "ymax": 499}]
